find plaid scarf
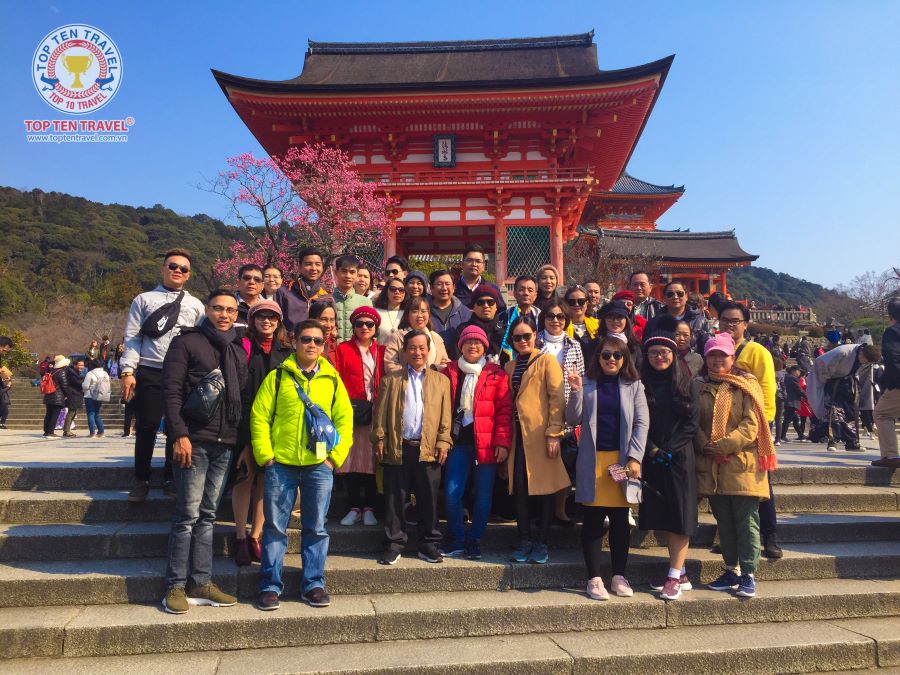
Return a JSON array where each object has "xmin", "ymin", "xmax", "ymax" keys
[{"xmin": 709, "ymin": 371, "xmax": 777, "ymax": 471}]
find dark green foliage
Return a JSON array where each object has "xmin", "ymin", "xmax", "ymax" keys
[
  {"xmin": 0, "ymin": 187, "xmax": 246, "ymax": 316},
  {"xmin": 728, "ymin": 266, "xmax": 845, "ymax": 312}
]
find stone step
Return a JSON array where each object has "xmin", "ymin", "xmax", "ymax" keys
[
  {"xmin": 4, "ymin": 617, "xmax": 898, "ymax": 674},
  {"xmin": 0, "ymin": 541, "xmax": 898, "ymax": 608},
  {"xmin": 1, "ymin": 578, "xmax": 898, "ymax": 660}
]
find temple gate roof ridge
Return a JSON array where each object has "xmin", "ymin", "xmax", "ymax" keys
[
  {"xmin": 612, "ymin": 173, "xmax": 685, "ymax": 196},
  {"xmin": 306, "ymin": 32, "xmax": 596, "ymax": 55}
]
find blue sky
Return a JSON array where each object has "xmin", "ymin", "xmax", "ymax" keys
[{"xmin": 3, "ymin": 1, "xmax": 899, "ymax": 287}]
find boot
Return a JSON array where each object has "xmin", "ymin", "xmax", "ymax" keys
[{"xmin": 762, "ymin": 533, "xmax": 783, "ymax": 559}]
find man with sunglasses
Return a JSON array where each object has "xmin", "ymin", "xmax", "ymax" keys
[
  {"xmin": 445, "ymin": 286, "xmax": 505, "ymax": 361},
  {"xmin": 235, "ymin": 263, "xmax": 265, "ymax": 327},
  {"xmin": 275, "ymin": 247, "xmax": 332, "ymax": 334},
  {"xmin": 121, "ymin": 248, "xmax": 205, "ymax": 503},
  {"xmin": 646, "ymin": 281, "xmax": 711, "ymax": 352},
  {"xmin": 454, "ymin": 243, "xmax": 500, "ymax": 306},
  {"xmin": 384, "ymin": 255, "xmax": 409, "ymax": 282}
]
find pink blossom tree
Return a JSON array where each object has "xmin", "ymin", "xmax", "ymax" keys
[{"xmin": 209, "ymin": 144, "xmax": 393, "ymax": 287}]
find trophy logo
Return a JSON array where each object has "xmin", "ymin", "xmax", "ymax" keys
[{"xmin": 32, "ymin": 24, "xmax": 123, "ymax": 115}]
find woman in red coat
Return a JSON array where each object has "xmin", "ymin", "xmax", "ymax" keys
[
  {"xmin": 332, "ymin": 306, "xmax": 385, "ymax": 526},
  {"xmin": 441, "ymin": 325, "xmax": 513, "ymax": 559}
]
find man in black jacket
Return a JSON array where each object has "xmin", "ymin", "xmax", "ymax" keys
[
  {"xmin": 160, "ymin": 289, "xmax": 248, "ymax": 614},
  {"xmin": 874, "ymin": 298, "xmax": 900, "ymax": 467}
]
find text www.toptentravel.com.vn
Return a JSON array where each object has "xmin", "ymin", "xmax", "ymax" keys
[{"xmin": 26, "ymin": 133, "xmax": 129, "ymax": 143}]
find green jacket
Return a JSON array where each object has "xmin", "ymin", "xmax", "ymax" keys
[
  {"xmin": 332, "ymin": 287, "xmax": 372, "ymax": 343},
  {"xmin": 250, "ymin": 354, "xmax": 354, "ymax": 468}
]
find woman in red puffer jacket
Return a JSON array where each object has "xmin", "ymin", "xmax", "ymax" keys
[{"xmin": 441, "ymin": 325, "xmax": 513, "ymax": 559}]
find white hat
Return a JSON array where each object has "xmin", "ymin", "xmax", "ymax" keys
[{"xmin": 53, "ymin": 355, "xmax": 70, "ymax": 369}]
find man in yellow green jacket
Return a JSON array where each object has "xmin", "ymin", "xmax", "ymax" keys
[{"xmin": 250, "ymin": 319, "xmax": 353, "ymax": 611}]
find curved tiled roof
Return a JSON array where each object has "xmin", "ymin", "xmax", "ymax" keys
[
  {"xmin": 584, "ymin": 227, "xmax": 758, "ymax": 263},
  {"xmin": 612, "ymin": 173, "xmax": 684, "ymax": 195}
]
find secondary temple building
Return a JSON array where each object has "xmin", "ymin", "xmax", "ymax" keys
[{"xmin": 213, "ymin": 31, "xmax": 756, "ymax": 297}]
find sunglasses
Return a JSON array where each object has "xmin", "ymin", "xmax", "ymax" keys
[
  {"xmin": 167, "ymin": 262, "xmax": 190, "ymax": 274},
  {"xmin": 600, "ymin": 350, "xmax": 624, "ymax": 361},
  {"xmin": 241, "ymin": 274, "xmax": 263, "ymax": 283},
  {"xmin": 354, "ymin": 321, "xmax": 376, "ymax": 329},
  {"xmin": 387, "ymin": 286, "xmax": 406, "ymax": 293},
  {"xmin": 545, "ymin": 312, "xmax": 566, "ymax": 322},
  {"xmin": 666, "ymin": 290, "xmax": 686, "ymax": 298},
  {"xmin": 511, "ymin": 333, "xmax": 533, "ymax": 343},
  {"xmin": 386, "ymin": 269, "xmax": 402, "ymax": 276},
  {"xmin": 297, "ymin": 335, "xmax": 325, "ymax": 346},
  {"xmin": 474, "ymin": 298, "xmax": 496, "ymax": 307},
  {"xmin": 254, "ymin": 313, "xmax": 279, "ymax": 322},
  {"xmin": 566, "ymin": 298, "xmax": 588, "ymax": 307}
]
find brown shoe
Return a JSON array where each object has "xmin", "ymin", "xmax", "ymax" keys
[
  {"xmin": 872, "ymin": 457, "xmax": 900, "ymax": 468},
  {"xmin": 255, "ymin": 591, "xmax": 280, "ymax": 611},
  {"xmin": 248, "ymin": 537, "xmax": 261, "ymax": 562}
]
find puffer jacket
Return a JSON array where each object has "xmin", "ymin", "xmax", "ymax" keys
[
  {"xmin": 332, "ymin": 288, "xmax": 372, "ymax": 343},
  {"xmin": 444, "ymin": 360, "xmax": 513, "ymax": 463},
  {"xmin": 332, "ymin": 339, "xmax": 385, "ymax": 401},
  {"xmin": 250, "ymin": 354, "xmax": 353, "ymax": 468},
  {"xmin": 64, "ymin": 365, "xmax": 86, "ymax": 408},
  {"xmin": 237, "ymin": 336, "xmax": 293, "ymax": 449},
  {"xmin": 42, "ymin": 368, "xmax": 68, "ymax": 407},
  {"xmin": 692, "ymin": 377, "xmax": 768, "ymax": 499},
  {"xmin": 82, "ymin": 367, "xmax": 111, "ymax": 402}
]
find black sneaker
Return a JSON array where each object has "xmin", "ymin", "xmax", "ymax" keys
[
  {"xmin": 301, "ymin": 586, "xmax": 331, "ymax": 607},
  {"xmin": 378, "ymin": 549, "xmax": 401, "ymax": 566},
  {"xmin": 255, "ymin": 591, "xmax": 280, "ymax": 611},
  {"xmin": 417, "ymin": 545, "xmax": 444, "ymax": 564},
  {"xmin": 762, "ymin": 535, "xmax": 783, "ymax": 559},
  {"xmin": 465, "ymin": 540, "xmax": 482, "ymax": 560},
  {"xmin": 163, "ymin": 480, "xmax": 177, "ymax": 498}
]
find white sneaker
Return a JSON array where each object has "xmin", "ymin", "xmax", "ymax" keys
[
  {"xmin": 362, "ymin": 508, "xmax": 377, "ymax": 526},
  {"xmin": 340, "ymin": 508, "xmax": 361, "ymax": 526},
  {"xmin": 611, "ymin": 574, "xmax": 634, "ymax": 597},
  {"xmin": 628, "ymin": 510, "xmax": 636, "ymax": 528}
]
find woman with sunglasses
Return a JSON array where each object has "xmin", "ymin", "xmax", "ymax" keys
[
  {"xmin": 638, "ymin": 321, "xmax": 699, "ymax": 601},
  {"xmin": 566, "ymin": 334, "xmax": 648, "ymax": 601},
  {"xmin": 309, "ymin": 301, "xmax": 338, "ymax": 364},
  {"xmin": 382, "ymin": 296, "xmax": 449, "ymax": 374},
  {"xmin": 233, "ymin": 300, "xmax": 293, "ymax": 566},
  {"xmin": 597, "ymin": 299, "xmax": 643, "ymax": 371},
  {"xmin": 563, "ymin": 286, "xmax": 599, "ymax": 358},
  {"xmin": 504, "ymin": 316, "xmax": 570, "ymax": 565},
  {"xmin": 333, "ymin": 306, "xmax": 385, "ymax": 527},
  {"xmin": 373, "ymin": 279, "xmax": 407, "ymax": 345},
  {"xmin": 535, "ymin": 264, "xmax": 561, "ymax": 311},
  {"xmin": 537, "ymin": 301, "xmax": 585, "ymax": 527},
  {"xmin": 404, "ymin": 271, "xmax": 428, "ymax": 300}
]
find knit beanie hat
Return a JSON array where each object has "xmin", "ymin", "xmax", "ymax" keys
[
  {"xmin": 457, "ymin": 324, "xmax": 490, "ymax": 350},
  {"xmin": 350, "ymin": 305, "xmax": 381, "ymax": 327},
  {"xmin": 469, "ymin": 285, "xmax": 503, "ymax": 308},
  {"xmin": 643, "ymin": 330, "xmax": 678, "ymax": 353},
  {"xmin": 404, "ymin": 270, "xmax": 428, "ymax": 289}
]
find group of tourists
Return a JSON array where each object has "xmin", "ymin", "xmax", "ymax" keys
[{"xmin": 89, "ymin": 243, "xmax": 900, "ymax": 615}]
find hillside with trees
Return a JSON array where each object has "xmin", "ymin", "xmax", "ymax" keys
[{"xmin": 727, "ymin": 266, "xmax": 842, "ymax": 310}]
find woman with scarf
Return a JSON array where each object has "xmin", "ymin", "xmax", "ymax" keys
[
  {"xmin": 233, "ymin": 300, "xmax": 293, "ymax": 566},
  {"xmin": 505, "ymin": 316, "xmax": 570, "ymax": 565},
  {"xmin": 566, "ymin": 334, "xmax": 648, "ymax": 601},
  {"xmin": 535, "ymin": 264, "xmax": 561, "ymax": 311},
  {"xmin": 639, "ymin": 327, "xmax": 699, "ymax": 601},
  {"xmin": 597, "ymin": 299, "xmax": 643, "ymax": 370},
  {"xmin": 694, "ymin": 333, "xmax": 775, "ymax": 600},
  {"xmin": 441, "ymin": 325, "xmax": 513, "ymax": 559},
  {"xmin": 333, "ymin": 306, "xmax": 385, "ymax": 526},
  {"xmin": 563, "ymin": 285, "xmax": 599, "ymax": 359},
  {"xmin": 537, "ymin": 300, "xmax": 585, "ymax": 527},
  {"xmin": 382, "ymin": 296, "xmax": 449, "ymax": 374}
]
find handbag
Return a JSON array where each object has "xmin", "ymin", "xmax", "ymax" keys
[
  {"xmin": 140, "ymin": 291, "xmax": 185, "ymax": 338},
  {"xmin": 182, "ymin": 368, "xmax": 225, "ymax": 424},
  {"xmin": 350, "ymin": 399, "xmax": 372, "ymax": 426}
]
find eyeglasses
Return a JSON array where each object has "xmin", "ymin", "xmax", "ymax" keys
[
  {"xmin": 511, "ymin": 333, "xmax": 533, "ymax": 343},
  {"xmin": 254, "ymin": 313, "xmax": 279, "ymax": 322},
  {"xmin": 474, "ymin": 298, "xmax": 496, "ymax": 307},
  {"xmin": 545, "ymin": 312, "xmax": 566, "ymax": 322},
  {"xmin": 209, "ymin": 305, "xmax": 238, "ymax": 315},
  {"xmin": 600, "ymin": 350, "xmax": 624, "ymax": 361},
  {"xmin": 666, "ymin": 290, "xmax": 686, "ymax": 298},
  {"xmin": 241, "ymin": 274, "xmax": 263, "ymax": 283},
  {"xmin": 647, "ymin": 348, "xmax": 672, "ymax": 359},
  {"xmin": 297, "ymin": 335, "xmax": 325, "ymax": 346},
  {"xmin": 463, "ymin": 257, "xmax": 484, "ymax": 265},
  {"xmin": 386, "ymin": 268, "xmax": 402, "ymax": 276},
  {"xmin": 719, "ymin": 317, "xmax": 745, "ymax": 326},
  {"xmin": 354, "ymin": 321, "xmax": 376, "ymax": 329},
  {"xmin": 387, "ymin": 286, "xmax": 406, "ymax": 294},
  {"xmin": 566, "ymin": 298, "xmax": 588, "ymax": 307},
  {"xmin": 167, "ymin": 262, "xmax": 190, "ymax": 274}
]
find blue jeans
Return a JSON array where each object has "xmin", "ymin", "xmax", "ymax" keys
[
  {"xmin": 84, "ymin": 399, "xmax": 104, "ymax": 435},
  {"xmin": 165, "ymin": 441, "xmax": 232, "ymax": 588},
  {"xmin": 259, "ymin": 461, "xmax": 333, "ymax": 595},
  {"xmin": 444, "ymin": 444, "xmax": 497, "ymax": 547}
]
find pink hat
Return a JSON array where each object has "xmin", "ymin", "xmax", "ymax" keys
[
  {"xmin": 247, "ymin": 300, "xmax": 282, "ymax": 322},
  {"xmin": 350, "ymin": 305, "xmax": 381, "ymax": 327},
  {"xmin": 457, "ymin": 324, "xmax": 490, "ymax": 350},
  {"xmin": 704, "ymin": 332, "xmax": 736, "ymax": 357}
]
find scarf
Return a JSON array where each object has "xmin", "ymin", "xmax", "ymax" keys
[
  {"xmin": 457, "ymin": 356, "xmax": 485, "ymax": 426},
  {"xmin": 709, "ymin": 371, "xmax": 777, "ymax": 470},
  {"xmin": 200, "ymin": 319, "xmax": 245, "ymax": 424},
  {"xmin": 500, "ymin": 306, "xmax": 521, "ymax": 359},
  {"xmin": 258, "ymin": 336, "xmax": 273, "ymax": 355}
]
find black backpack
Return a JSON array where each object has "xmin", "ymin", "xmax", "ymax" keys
[{"xmin": 139, "ymin": 291, "xmax": 185, "ymax": 338}]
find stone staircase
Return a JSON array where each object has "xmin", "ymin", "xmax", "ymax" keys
[
  {"xmin": 4, "ymin": 378, "xmax": 127, "ymax": 432},
  {"xmin": 0, "ymin": 462, "xmax": 898, "ymax": 673}
]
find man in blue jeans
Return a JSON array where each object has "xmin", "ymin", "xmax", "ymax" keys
[
  {"xmin": 160, "ymin": 289, "xmax": 248, "ymax": 614},
  {"xmin": 250, "ymin": 319, "xmax": 354, "ymax": 610}
]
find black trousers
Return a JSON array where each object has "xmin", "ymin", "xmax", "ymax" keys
[
  {"xmin": 513, "ymin": 433, "xmax": 552, "ymax": 545},
  {"xmin": 382, "ymin": 442, "xmax": 441, "ymax": 553},
  {"xmin": 0, "ymin": 401, "xmax": 8, "ymax": 424},
  {"xmin": 582, "ymin": 505, "xmax": 630, "ymax": 578},
  {"xmin": 123, "ymin": 398, "xmax": 136, "ymax": 435},
  {"xmin": 346, "ymin": 472, "xmax": 377, "ymax": 510},
  {"xmin": 758, "ymin": 474, "xmax": 777, "ymax": 538},
  {"xmin": 782, "ymin": 406, "xmax": 806, "ymax": 439},
  {"xmin": 133, "ymin": 366, "xmax": 173, "ymax": 482},
  {"xmin": 860, "ymin": 410, "xmax": 875, "ymax": 433},
  {"xmin": 43, "ymin": 405, "xmax": 63, "ymax": 435}
]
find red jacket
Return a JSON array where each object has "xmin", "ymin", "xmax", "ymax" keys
[
  {"xmin": 633, "ymin": 314, "xmax": 647, "ymax": 341},
  {"xmin": 444, "ymin": 361, "xmax": 513, "ymax": 463},
  {"xmin": 333, "ymin": 340, "xmax": 384, "ymax": 401}
]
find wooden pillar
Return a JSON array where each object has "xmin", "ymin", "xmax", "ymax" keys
[
  {"xmin": 720, "ymin": 268, "xmax": 728, "ymax": 297},
  {"xmin": 494, "ymin": 215, "xmax": 508, "ymax": 286},
  {"xmin": 384, "ymin": 222, "xmax": 397, "ymax": 260},
  {"xmin": 550, "ymin": 216, "xmax": 564, "ymax": 283}
]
